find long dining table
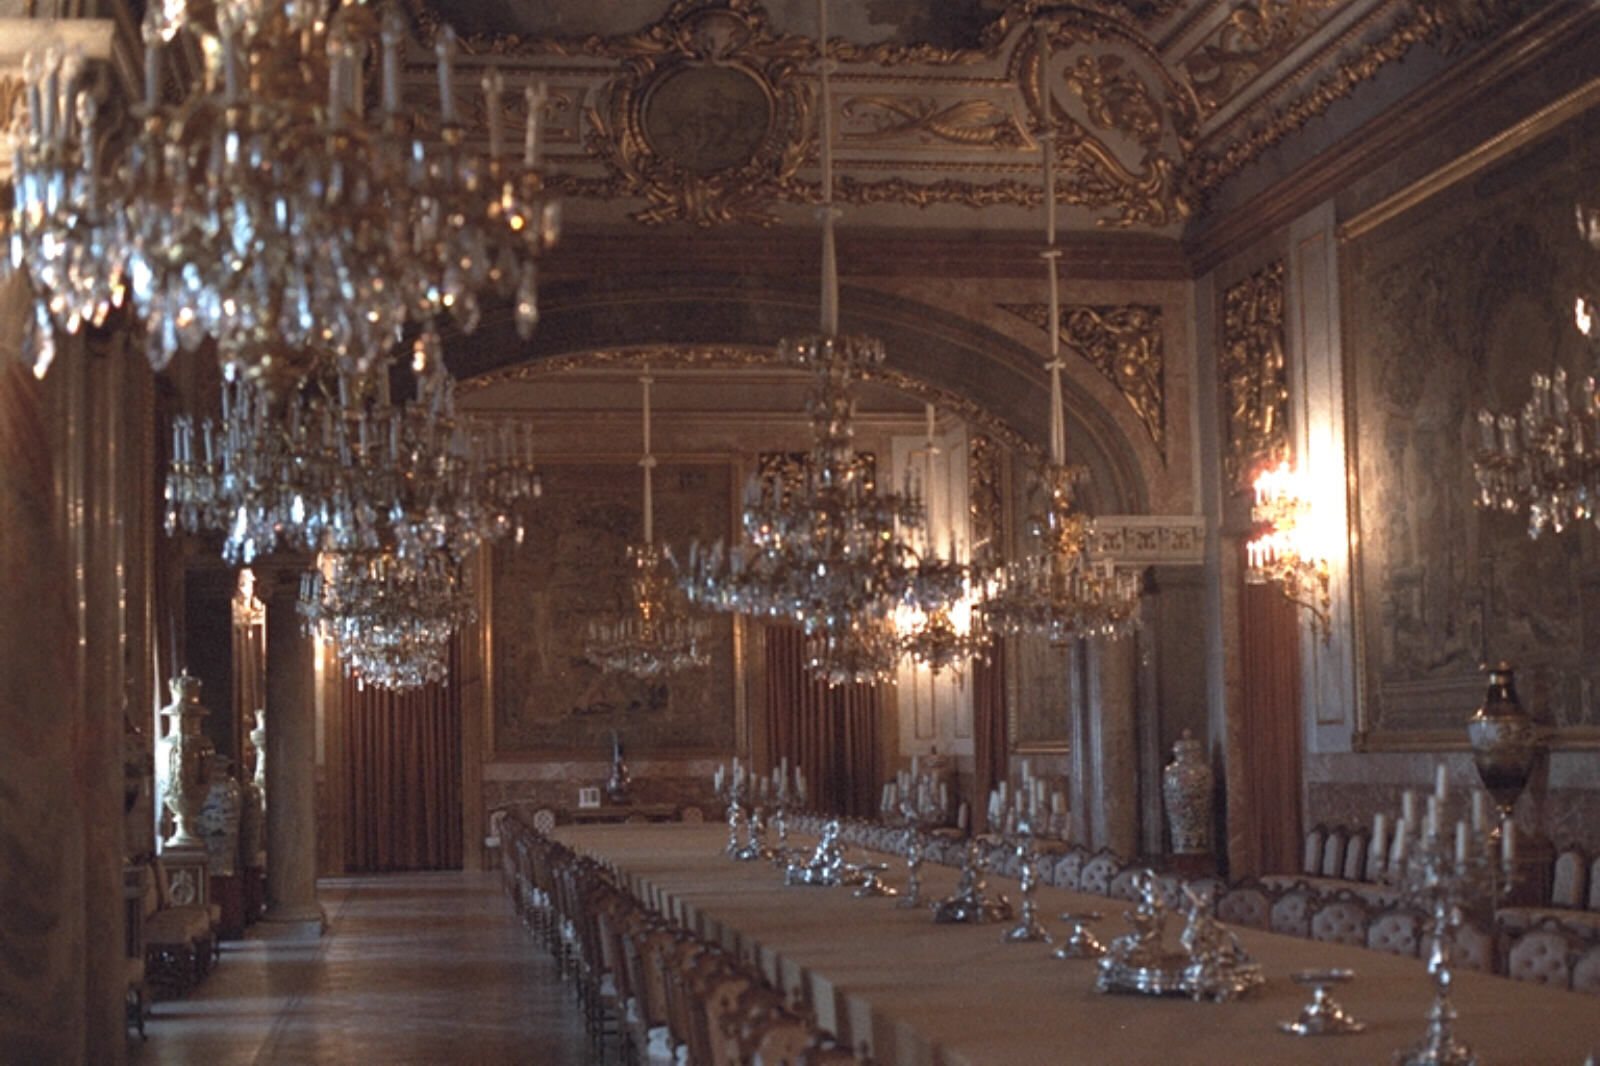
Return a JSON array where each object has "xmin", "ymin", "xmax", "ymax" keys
[{"xmin": 554, "ymin": 822, "xmax": 1600, "ymax": 1066}]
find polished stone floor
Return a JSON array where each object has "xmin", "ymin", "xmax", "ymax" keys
[{"xmin": 131, "ymin": 870, "xmax": 590, "ymax": 1066}]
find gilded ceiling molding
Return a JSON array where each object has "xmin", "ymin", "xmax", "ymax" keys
[
  {"xmin": 1180, "ymin": 0, "xmax": 1348, "ymax": 118},
  {"xmin": 1189, "ymin": 0, "xmax": 1523, "ymax": 193},
  {"xmin": 839, "ymin": 95, "xmax": 1031, "ymax": 150},
  {"xmin": 1218, "ymin": 260, "xmax": 1288, "ymax": 492},
  {"xmin": 999, "ymin": 302, "xmax": 1166, "ymax": 457}
]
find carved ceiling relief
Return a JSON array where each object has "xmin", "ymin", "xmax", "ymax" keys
[
  {"xmin": 1218, "ymin": 260, "xmax": 1289, "ymax": 493},
  {"xmin": 999, "ymin": 302, "xmax": 1166, "ymax": 458},
  {"xmin": 403, "ymin": 0, "xmax": 1526, "ymax": 222},
  {"xmin": 1181, "ymin": 0, "xmax": 1348, "ymax": 119}
]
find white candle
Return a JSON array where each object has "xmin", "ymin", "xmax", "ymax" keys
[
  {"xmin": 1401, "ymin": 790, "xmax": 1416, "ymax": 829},
  {"xmin": 911, "ymin": 754, "xmax": 920, "ymax": 778},
  {"xmin": 1392, "ymin": 828, "xmax": 1408, "ymax": 869},
  {"xmin": 938, "ymin": 781, "xmax": 948, "ymax": 812},
  {"xmin": 1455, "ymin": 819, "xmax": 1469, "ymax": 863},
  {"xmin": 1502, "ymin": 817, "xmax": 1516, "ymax": 865},
  {"xmin": 1434, "ymin": 762, "xmax": 1449, "ymax": 802},
  {"xmin": 1424, "ymin": 795, "xmax": 1439, "ymax": 838},
  {"xmin": 1470, "ymin": 790, "xmax": 1486, "ymax": 833},
  {"xmin": 1052, "ymin": 790, "xmax": 1065, "ymax": 815}
]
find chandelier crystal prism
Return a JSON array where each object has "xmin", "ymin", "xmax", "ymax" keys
[
  {"xmin": 977, "ymin": 23, "xmax": 1139, "ymax": 646},
  {"xmin": 5, "ymin": 1, "xmax": 559, "ymax": 384},
  {"xmin": 1472, "ymin": 198, "xmax": 1600, "ymax": 537},
  {"xmin": 585, "ymin": 367, "xmax": 712, "ymax": 679}
]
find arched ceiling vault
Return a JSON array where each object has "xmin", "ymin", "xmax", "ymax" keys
[
  {"xmin": 400, "ymin": 0, "xmax": 1536, "ymax": 236},
  {"xmin": 450, "ymin": 275, "xmax": 1151, "ymax": 514}
]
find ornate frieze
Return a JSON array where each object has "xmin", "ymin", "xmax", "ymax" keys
[
  {"xmin": 999, "ymin": 302, "xmax": 1167, "ymax": 456},
  {"xmin": 1181, "ymin": 0, "xmax": 1348, "ymax": 119},
  {"xmin": 1218, "ymin": 260, "xmax": 1289, "ymax": 492}
]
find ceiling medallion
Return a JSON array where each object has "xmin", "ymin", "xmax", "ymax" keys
[{"xmin": 584, "ymin": 0, "xmax": 814, "ymax": 226}]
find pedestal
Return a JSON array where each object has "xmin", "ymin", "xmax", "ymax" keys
[{"xmin": 259, "ymin": 576, "xmax": 324, "ymax": 936}]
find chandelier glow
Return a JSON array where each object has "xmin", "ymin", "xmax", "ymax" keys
[
  {"xmin": 585, "ymin": 369, "xmax": 711, "ymax": 679},
  {"xmin": 6, "ymin": 2, "xmax": 559, "ymax": 384},
  {"xmin": 1472, "ymin": 202, "xmax": 1600, "ymax": 537},
  {"xmin": 1244, "ymin": 461, "xmax": 1330, "ymax": 638}
]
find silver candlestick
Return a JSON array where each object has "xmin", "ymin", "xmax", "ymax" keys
[
  {"xmin": 896, "ymin": 785, "xmax": 942, "ymax": 909},
  {"xmin": 1003, "ymin": 809, "xmax": 1050, "ymax": 942},
  {"xmin": 1387, "ymin": 771, "xmax": 1516, "ymax": 1066},
  {"xmin": 716, "ymin": 777, "xmax": 748, "ymax": 857}
]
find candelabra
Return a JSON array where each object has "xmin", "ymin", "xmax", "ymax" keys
[
  {"xmin": 1471, "ymin": 197, "xmax": 1600, "ymax": 538},
  {"xmin": 1245, "ymin": 461, "xmax": 1331, "ymax": 638},
  {"xmin": 987, "ymin": 779, "xmax": 1056, "ymax": 943},
  {"xmin": 5, "ymin": 4, "xmax": 558, "ymax": 385},
  {"xmin": 1385, "ymin": 769, "xmax": 1516, "ymax": 1066},
  {"xmin": 713, "ymin": 760, "xmax": 749, "ymax": 858}
]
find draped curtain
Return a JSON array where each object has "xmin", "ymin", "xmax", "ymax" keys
[
  {"xmin": 343, "ymin": 648, "xmax": 464, "ymax": 872},
  {"xmin": 971, "ymin": 637, "xmax": 1008, "ymax": 833},
  {"xmin": 764, "ymin": 624, "xmax": 882, "ymax": 818},
  {"xmin": 1235, "ymin": 545, "xmax": 1303, "ymax": 879}
]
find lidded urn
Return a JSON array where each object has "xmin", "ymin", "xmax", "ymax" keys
[
  {"xmin": 1162, "ymin": 728, "xmax": 1213, "ymax": 854},
  {"xmin": 1467, "ymin": 662, "xmax": 1539, "ymax": 819},
  {"xmin": 156, "ymin": 671, "xmax": 216, "ymax": 850}
]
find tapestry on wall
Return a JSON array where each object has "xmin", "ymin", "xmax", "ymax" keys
[
  {"xmin": 1344, "ymin": 104, "xmax": 1600, "ymax": 741},
  {"xmin": 490, "ymin": 459, "xmax": 737, "ymax": 754}
]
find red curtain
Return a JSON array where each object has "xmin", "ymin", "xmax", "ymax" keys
[
  {"xmin": 971, "ymin": 637, "xmax": 1007, "ymax": 833},
  {"xmin": 1236, "ymin": 544, "xmax": 1303, "ymax": 879},
  {"xmin": 764, "ymin": 625, "xmax": 882, "ymax": 818},
  {"xmin": 343, "ymin": 652, "xmax": 464, "ymax": 872}
]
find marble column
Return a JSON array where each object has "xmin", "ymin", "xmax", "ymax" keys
[
  {"xmin": 260, "ymin": 571, "xmax": 325, "ymax": 934},
  {"xmin": 1086, "ymin": 631, "xmax": 1141, "ymax": 860}
]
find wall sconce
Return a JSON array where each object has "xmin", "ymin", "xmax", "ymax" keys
[{"xmin": 1246, "ymin": 462, "xmax": 1331, "ymax": 640}]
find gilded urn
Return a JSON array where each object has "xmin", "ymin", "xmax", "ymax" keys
[
  {"xmin": 1162, "ymin": 729, "xmax": 1214, "ymax": 855},
  {"xmin": 1467, "ymin": 663, "xmax": 1539, "ymax": 818},
  {"xmin": 156, "ymin": 672, "xmax": 216, "ymax": 850}
]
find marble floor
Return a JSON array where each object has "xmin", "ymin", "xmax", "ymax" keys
[{"xmin": 131, "ymin": 870, "xmax": 591, "ymax": 1066}]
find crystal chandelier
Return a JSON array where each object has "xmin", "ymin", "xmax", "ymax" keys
[
  {"xmin": 298, "ymin": 548, "xmax": 473, "ymax": 690},
  {"xmin": 165, "ymin": 357, "xmax": 541, "ymax": 566},
  {"xmin": 979, "ymin": 26, "xmax": 1139, "ymax": 646},
  {"xmin": 585, "ymin": 367, "xmax": 711, "ymax": 678},
  {"xmin": 5, "ymin": 2, "xmax": 559, "ymax": 383},
  {"xmin": 1472, "ymin": 200, "xmax": 1600, "ymax": 537},
  {"xmin": 678, "ymin": 2, "xmax": 936, "ymax": 686},
  {"xmin": 1245, "ymin": 461, "xmax": 1330, "ymax": 637}
]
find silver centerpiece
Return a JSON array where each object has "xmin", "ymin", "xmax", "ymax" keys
[
  {"xmin": 1095, "ymin": 871, "xmax": 1263, "ymax": 1002},
  {"xmin": 786, "ymin": 819, "xmax": 845, "ymax": 887},
  {"xmin": 1002, "ymin": 806, "xmax": 1050, "ymax": 943},
  {"xmin": 713, "ymin": 761, "xmax": 748, "ymax": 857},
  {"xmin": 933, "ymin": 839, "xmax": 1013, "ymax": 924},
  {"xmin": 849, "ymin": 861, "xmax": 898, "ymax": 899},
  {"xmin": 895, "ymin": 772, "xmax": 944, "ymax": 909},
  {"xmin": 605, "ymin": 730, "xmax": 632, "ymax": 805}
]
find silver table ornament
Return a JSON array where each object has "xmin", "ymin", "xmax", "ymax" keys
[
  {"xmin": 785, "ymin": 818, "xmax": 846, "ymax": 887},
  {"xmin": 1095, "ymin": 870, "xmax": 1263, "ymax": 1002},
  {"xmin": 1278, "ymin": 969, "xmax": 1365, "ymax": 1036},
  {"xmin": 933, "ymin": 839, "xmax": 1013, "ymax": 924},
  {"xmin": 1052, "ymin": 911, "xmax": 1106, "ymax": 960}
]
